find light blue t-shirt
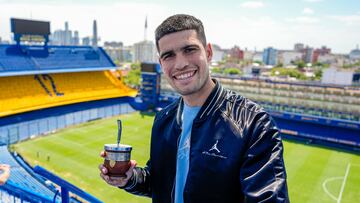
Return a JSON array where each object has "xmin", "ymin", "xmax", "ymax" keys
[{"xmin": 175, "ymin": 103, "xmax": 201, "ymax": 203}]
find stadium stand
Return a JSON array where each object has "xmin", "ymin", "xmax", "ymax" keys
[
  {"xmin": 0, "ymin": 71, "xmax": 136, "ymax": 117},
  {"xmin": 0, "ymin": 19, "xmax": 137, "ymax": 201},
  {"xmin": 0, "ymin": 146, "xmax": 59, "ymax": 202},
  {"xmin": 0, "ymin": 45, "xmax": 116, "ymax": 76}
]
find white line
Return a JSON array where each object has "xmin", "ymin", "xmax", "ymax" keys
[
  {"xmin": 322, "ymin": 176, "xmax": 342, "ymax": 201},
  {"xmin": 337, "ymin": 163, "xmax": 351, "ymax": 203}
]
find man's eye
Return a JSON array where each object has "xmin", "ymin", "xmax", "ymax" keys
[
  {"xmin": 162, "ymin": 53, "xmax": 174, "ymax": 60},
  {"xmin": 185, "ymin": 48, "xmax": 196, "ymax": 53}
]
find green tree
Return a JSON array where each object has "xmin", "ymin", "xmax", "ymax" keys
[
  {"xmin": 211, "ymin": 67, "xmax": 223, "ymax": 74},
  {"xmin": 271, "ymin": 67, "xmax": 307, "ymax": 80},
  {"xmin": 296, "ymin": 61, "xmax": 306, "ymax": 69},
  {"xmin": 124, "ymin": 63, "xmax": 141, "ymax": 88},
  {"xmin": 224, "ymin": 68, "xmax": 241, "ymax": 75},
  {"xmin": 253, "ymin": 60, "xmax": 263, "ymax": 65},
  {"xmin": 276, "ymin": 63, "xmax": 283, "ymax": 68},
  {"xmin": 314, "ymin": 69, "xmax": 322, "ymax": 80}
]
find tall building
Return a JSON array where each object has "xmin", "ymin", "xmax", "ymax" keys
[
  {"xmin": 313, "ymin": 46, "xmax": 331, "ymax": 63},
  {"xmin": 303, "ymin": 46, "xmax": 313, "ymax": 63},
  {"xmin": 82, "ymin": 37, "xmax": 91, "ymax": 46},
  {"xmin": 64, "ymin": 22, "xmax": 72, "ymax": 45},
  {"xmin": 103, "ymin": 41, "xmax": 133, "ymax": 63},
  {"xmin": 349, "ymin": 45, "xmax": 360, "ymax": 61},
  {"xmin": 211, "ymin": 44, "xmax": 225, "ymax": 63},
  {"xmin": 133, "ymin": 16, "xmax": 157, "ymax": 63},
  {"xmin": 50, "ymin": 22, "xmax": 79, "ymax": 46},
  {"xmin": 278, "ymin": 51, "xmax": 303, "ymax": 66},
  {"xmin": 294, "ymin": 43, "xmax": 304, "ymax": 52},
  {"xmin": 72, "ymin": 31, "xmax": 79, "ymax": 45},
  {"xmin": 144, "ymin": 16, "xmax": 148, "ymax": 41},
  {"xmin": 92, "ymin": 20, "xmax": 98, "ymax": 47},
  {"xmin": 133, "ymin": 40, "xmax": 157, "ymax": 63},
  {"xmin": 229, "ymin": 45, "xmax": 244, "ymax": 62},
  {"xmin": 262, "ymin": 47, "xmax": 277, "ymax": 66}
]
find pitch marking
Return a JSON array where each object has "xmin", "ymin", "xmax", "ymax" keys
[
  {"xmin": 322, "ymin": 163, "xmax": 351, "ymax": 203},
  {"xmin": 337, "ymin": 163, "xmax": 350, "ymax": 203}
]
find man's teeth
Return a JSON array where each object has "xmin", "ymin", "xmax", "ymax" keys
[{"xmin": 176, "ymin": 71, "xmax": 194, "ymax": 79}]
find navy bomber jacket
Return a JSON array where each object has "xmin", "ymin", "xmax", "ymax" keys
[{"xmin": 122, "ymin": 79, "xmax": 289, "ymax": 203}]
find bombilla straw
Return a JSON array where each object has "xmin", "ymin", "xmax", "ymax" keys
[{"xmin": 117, "ymin": 119, "xmax": 122, "ymax": 147}]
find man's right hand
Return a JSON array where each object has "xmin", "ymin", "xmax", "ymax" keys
[
  {"xmin": 99, "ymin": 151, "xmax": 137, "ymax": 187},
  {"xmin": 0, "ymin": 164, "xmax": 11, "ymax": 185}
]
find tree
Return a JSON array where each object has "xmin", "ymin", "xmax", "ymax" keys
[
  {"xmin": 224, "ymin": 68, "xmax": 241, "ymax": 75},
  {"xmin": 124, "ymin": 63, "xmax": 141, "ymax": 88},
  {"xmin": 211, "ymin": 67, "xmax": 223, "ymax": 74},
  {"xmin": 276, "ymin": 63, "xmax": 283, "ymax": 68},
  {"xmin": 253, "ymin": 60, "xmax": 263, "ymax": 65},
  {"xmin": 271, "ymin": 67, "xmax": 307, "ymax": 80},
  {"xmin": 314, "ymin": 69, "xmax": 322, "ymax": 80},
  {"xmin": 296, "ymin": 61, "xmax": 306, "ymax": 69}
]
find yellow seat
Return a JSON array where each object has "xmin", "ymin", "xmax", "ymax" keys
[{"xmin": 0, "ymin": 71, "xmax": 137, "ymax": 117}]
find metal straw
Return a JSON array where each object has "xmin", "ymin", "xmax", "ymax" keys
[{"xmin": 117, "ymin": 119, "xmax": 122, "ymax": 147}]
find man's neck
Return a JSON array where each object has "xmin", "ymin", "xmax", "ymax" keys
[{"xmin": 183, "ymin": 78, "xmax": 215, "ymax": 107}]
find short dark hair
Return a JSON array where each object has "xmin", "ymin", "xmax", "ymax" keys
[{"xmin": 155, "ymin": 14, "xmax": 207, "ymax": 51}]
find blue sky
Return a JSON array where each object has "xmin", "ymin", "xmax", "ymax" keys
[{"xmin": 0, "ymin": 0, "xmax": 359, "ymax": 53}]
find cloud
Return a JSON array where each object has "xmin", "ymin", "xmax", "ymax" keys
[
  {"xmin": 286, "ymin": 16, "xmax": 319, "ymax": 24},
  {"xmin": 303, "ymin": 0, "xmax": 323, "ymax": 2},
  {"xmin": 328, "ymin": 14, "xmax": 360, "ymax": 25},
  {"xmin": 303, "ymin": 8, "xmax": 314, "ymax": 15},
  {"xmin": 240, "ymin": 1, "xmax": 264, "ymax": 9},
  {"xmin": 0, "ymin": 2, "xmax": 171, "ymax": 45}
]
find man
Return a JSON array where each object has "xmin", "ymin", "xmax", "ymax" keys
[
  {"xmin": 100, "ymin": 14, "xmax": 289, "ymax": 202},
  {"xmin": 0, "ymin": 164, "xmax": 10, "ymax": 185}
]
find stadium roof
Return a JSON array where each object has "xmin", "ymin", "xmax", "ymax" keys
[{"xmin": 0, "ymin": 44, "xmax": 116, "ymax": 77}]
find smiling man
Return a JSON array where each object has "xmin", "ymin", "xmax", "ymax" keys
[{"xmin": 100, "ymin": 14, "xmax": 289, "ymax": 203}]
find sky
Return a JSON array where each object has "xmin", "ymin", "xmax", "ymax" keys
[{"xmin": 0, "ymin": 0, "xmax": 359, "ymax": 53}]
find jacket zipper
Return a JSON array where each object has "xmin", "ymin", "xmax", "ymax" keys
[{"xmin": 171, "ymin": 130, "xmax": 182, "ymax": 203}]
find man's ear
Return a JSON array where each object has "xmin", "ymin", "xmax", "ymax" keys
[{"xmin": 206, "ymin": 43, "xmax": 213, "ymax": 62}]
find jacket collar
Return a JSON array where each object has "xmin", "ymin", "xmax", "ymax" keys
[{"xmin": 176, "ymin": 79, "xmax": 225, "ymax": 126}]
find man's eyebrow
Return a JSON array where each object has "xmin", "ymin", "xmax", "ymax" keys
[
  {"xmin": 159, "ymin": 50, "xmax": 173, "ymax": 59},
  {"xmin": 181, "ymin": 44, "xmax": 200, "ymax": 50},
  {"xmin": 159, "ymin": 44, "xmax": 200, "ymax": 59}
]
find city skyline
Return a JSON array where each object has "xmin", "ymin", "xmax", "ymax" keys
[{"xmin": 0, "ymin": 0, "xmax": 359, "ymax": 53}]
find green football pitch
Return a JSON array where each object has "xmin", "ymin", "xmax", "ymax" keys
[{"xmin": 13, "ymin": 112, "xmax": 360, "ymax": 203}]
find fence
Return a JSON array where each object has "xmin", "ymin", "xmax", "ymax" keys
[{"xmin": 0, "ymin": 101, "xmax": 135, "ymax": 145}]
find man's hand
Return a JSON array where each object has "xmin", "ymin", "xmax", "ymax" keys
[
  {"xmin": 99, "ymin": 151, "xmax": 137, "ymax": 187},
  {"xmin": 0, "ymin": 164, "xmax": 10, "ymax": 185}
]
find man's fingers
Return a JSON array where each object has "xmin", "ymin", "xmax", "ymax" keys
[
  {"xmin": 99, "ymin": 172, "xmax": 108, "ymax": 182},
  {"xmin": 100, "ymin": 151, "xmax": 106, "ymax": 157},
  {"xmin": 130, "ymin": 160, "xmax": 137, "ymax": 167},
  {"xmin": 99, "ymin": 173, "xmax": 127, "ymax": 187},
  {"xmin": 108, "ymin": 176, "xmax": 127, "ymax": 187},
  {"xmin": 98, "ymin": 164, "xmax": 108, "ymax": 174}
]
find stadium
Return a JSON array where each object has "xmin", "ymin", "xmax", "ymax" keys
[{"xmin": 1, "ymin": 18, "xmax": 360, "ymax": 203}]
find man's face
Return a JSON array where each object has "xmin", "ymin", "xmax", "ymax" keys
[{"xmin": 158, "ymin": 30, "xmax": 212, "ymax": 96}]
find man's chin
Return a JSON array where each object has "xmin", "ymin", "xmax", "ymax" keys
[{"xmin": 175, "ymin": 87, "xmax": 198, "ymax": 96}]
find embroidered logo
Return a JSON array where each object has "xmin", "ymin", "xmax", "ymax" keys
[
  {"xmin": 209, "ymin": 140, "xmax": 220, "ymax": 153},
  {"xmin": 202, "ymin": 140, "xmax": 227, "ymax": 159}
]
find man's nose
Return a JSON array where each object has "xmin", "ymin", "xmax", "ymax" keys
[{"xmin": 174, "ymin": 53, "xmax": 189, "ymax": 70}]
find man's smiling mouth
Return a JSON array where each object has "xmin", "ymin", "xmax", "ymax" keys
[{"xmin": 173, "ymin": 70, "xmax": 197, "ymax": 80}]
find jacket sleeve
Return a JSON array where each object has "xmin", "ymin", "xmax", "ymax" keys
[
  {"xmin": 120, "ymin": 160, "xmax": 152, "ymax": 197},
  {"xmin": 240, "ymin": 112, "xmax": 289, "ymax": 202}
]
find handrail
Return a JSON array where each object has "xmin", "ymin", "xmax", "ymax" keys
[
  {"xmin": 33, "ymin": 165, "xmax": 103, "ymax": 203},
  {"xmin": 0, "ymin": 181, "xmax": 53, "ymax": 203}
]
